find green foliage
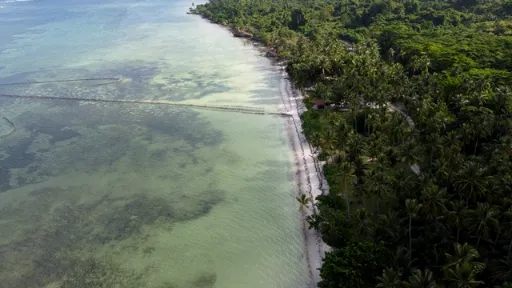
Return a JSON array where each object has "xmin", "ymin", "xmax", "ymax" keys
[
  {"xmin": 194, "ymin": 0, "xmax": 512, "ymax": 287},
  {"xmin": 319, "ymin": 241, "xmax": 388, "ymax": 288},
  {"xmin": 308, "ymin": 194, "xmax": 353, "ymax": 248},
  {"xmin": 195, "ymin": 0, "xmax": 512, "ymax": 83}
]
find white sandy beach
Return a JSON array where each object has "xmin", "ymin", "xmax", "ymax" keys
[{"xmin": 278, "ymin": 65, "xmax": 331, "ymax": 288}]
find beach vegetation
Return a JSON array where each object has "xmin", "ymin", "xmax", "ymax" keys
[{"xmin": 194, "ymin": 0, "xmax": 512, "ymax": 287}]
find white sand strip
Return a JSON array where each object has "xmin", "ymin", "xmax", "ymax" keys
[{"xmin": 278, "ymin": 67, "xmax": 331, "ymax": 288}]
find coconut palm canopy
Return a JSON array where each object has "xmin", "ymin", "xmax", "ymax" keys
[{"xmin": 195, "ymin": 0, "xmax": 512, "ymax": 287}]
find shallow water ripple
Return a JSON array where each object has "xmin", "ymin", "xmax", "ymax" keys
[{"xmin": 0, "ymin": 0, "xmax": 308, "ymax": 287}]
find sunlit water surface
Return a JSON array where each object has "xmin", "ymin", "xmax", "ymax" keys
[{"xmin": 0, "ymin": 0, "xmax": 308, "ymax": 287}]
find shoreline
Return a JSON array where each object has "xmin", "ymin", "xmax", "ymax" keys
[
  {"xmin": 189, "ymin": 11, "xmax": 330, "ymax": 287},
  {"xmin": 279, "ymin": 69, "xmax": 330, "ymax": 288}
]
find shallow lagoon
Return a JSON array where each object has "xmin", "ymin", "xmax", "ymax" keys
[{"xmin": 0, "ymin": 0, "xmax": 309, "ymax": 287}]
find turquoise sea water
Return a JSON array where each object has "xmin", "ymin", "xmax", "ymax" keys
[{"xmin": 0, "ymin": 0, "xmax": 309, "ymax": 287}]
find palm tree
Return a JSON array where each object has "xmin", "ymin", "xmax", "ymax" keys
[
  {"xmin": 309, "ymin": 131, "xmax": 324, "ymax": 150},
  {"xmin": 391, "ymin": 168, "xmax": 417, "ymax": 200},
  {"xmin": 405, "ymin": 269, "xmax": 439, "ymax": 288},
  {"xmin": 443, "ymin": 243, "xmax": 485, "ymax": 274},
  {"xmin": 296, "ymin": 194, "xmax": 312, "ymax": 212},
  {"xmin": 448, "ymin": 200, "xmax": 466, "ymax": 243},
  {"xmin": 319, "ymin": 118, "xmax": 337, "ymax": 152},
  {"xmin": 317, "ymin": 54, "xmax": 333, "ymax": 81},
  {"xmin": 469, "ymin": 106, "xmax": 494, "ymax": 155},
  {"xmin": 367, "ymin": 167, "xmax": 393, "ymax": 213},
  {"xmin": 405, "ymin": 199, "xmax": 421, "ymax": 260},
  {"xmin": 503, "ymin": 209, "xmax": 512, "ymax": 257},
  {"xmin": 353, "ymin": 155, "xmax": 369, "ymax": 184},
  {"xmin": 329, "ymin": 118, "xmax": 351, "ymax": 162},
  {"xmin": 490, "ymin": 87, "xmax": 512, "ymax": 118},
  {"xmin": 454, "ymin": 161, "xmax": 489, "ymax": 207},
  {"xmin": 388, "ymin": 112, "xmax": 409, "ymax": 146},
  {"xmin": 353, "ymin": 179, "xmax": 368, "ymax": 207},
  {"xmin": 408, "ymin": 55, "xmax": 431, "ymax": 74},
  {"xmin": 493, "ymin": 211, "xmax": 504, "ymax": 252},
  {"xmin": 442, "ymin": 131, "xmax": 462, "ymax": 152},
  {"xmin": 393, "ymin": 246, "xmax": 415, "ymax": 274},
  {"xmin": 377, "ymin": 211, "xmax": 403, "ymax": 244},
  {"xmin": 444, "ymin": 263, "xmax": 484, "ymax": 288},
  {"xmin": 494, "ymin": 257, "xmax": 512, "ymax": 282},
  {"xmin": 347, "ymin": 133, "xmax": 367, "ymax": 161},
  {"xmin": 383, "ymin": 146, "xmax": 401, "ymax": 167},
  {"xmin": 424, "ymin": 131, "xmax": 443, "ymax": 170},
  {"xmin": 490, "ymin": 88, "xmax": 512, "ymax": 135},
  {"xmin": 352, "ymin": 208, "xmax": 373, "ymax": 238},
  {"xmin": 367, "ymin": 133, "xmax": 385, "ymax": 162},
  {"xmin": 339, "ymin": 161, "xmax": 355, "ymax": 219},
  {"xmin": 433, "ymin": 132, "xmax": 462, "ymax": 182},
  {"xmin": 434, "ymin": 146, "xmax": 463, "ymax": 184},
  {"xmin": 460, "ymin": 123, "xmax": 475, "ymax": 153},
  {"xmin": 348, "ymin": 94, "xmax": 362, "ymax": 132},
  {"xmin": 377, "ymin": 268, "xmax": 405, "ymax": 288},
  {"xmin": 399, "ymin": 139, "xmax": 423, "ymax": 168},
  {"xmin": 420, "ymin": 184, "xmax": 447, "ymax": 220},
  {"xmin": 367, "ymin": 110, "xmax": 383, "ymax": 134},
  {"xmin": 464, "ymin": 203, "xmax": 499, "ymax": 246}
]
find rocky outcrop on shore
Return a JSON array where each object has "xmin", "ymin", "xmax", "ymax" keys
[
  {"xmin": 186, "ymin": 8, "xmax": 198, "ymax": 14},
  {"xmin": 265, "ymin": 48, "xmax": 278, "ymax": 58},
  {"xmin": 232, "ymin": 28, "xmax": 253, "ymax": 38}
]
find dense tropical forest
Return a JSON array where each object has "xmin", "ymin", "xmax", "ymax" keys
[{"xmin": 194, "ymin": 0, "xmax": 512, "ymax": 287}]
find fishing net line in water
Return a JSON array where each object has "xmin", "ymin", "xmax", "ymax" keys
[
  {"xmin": 0, "ymin": 77, "xmax": 122, "ymax": 87},
  {"xmin": 0, "ymin": 116, "xmax": 15, "ymax": 138},
  {"xmin": 0, "ymin": 77, "xmax": 292, "ymax": 138}
]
